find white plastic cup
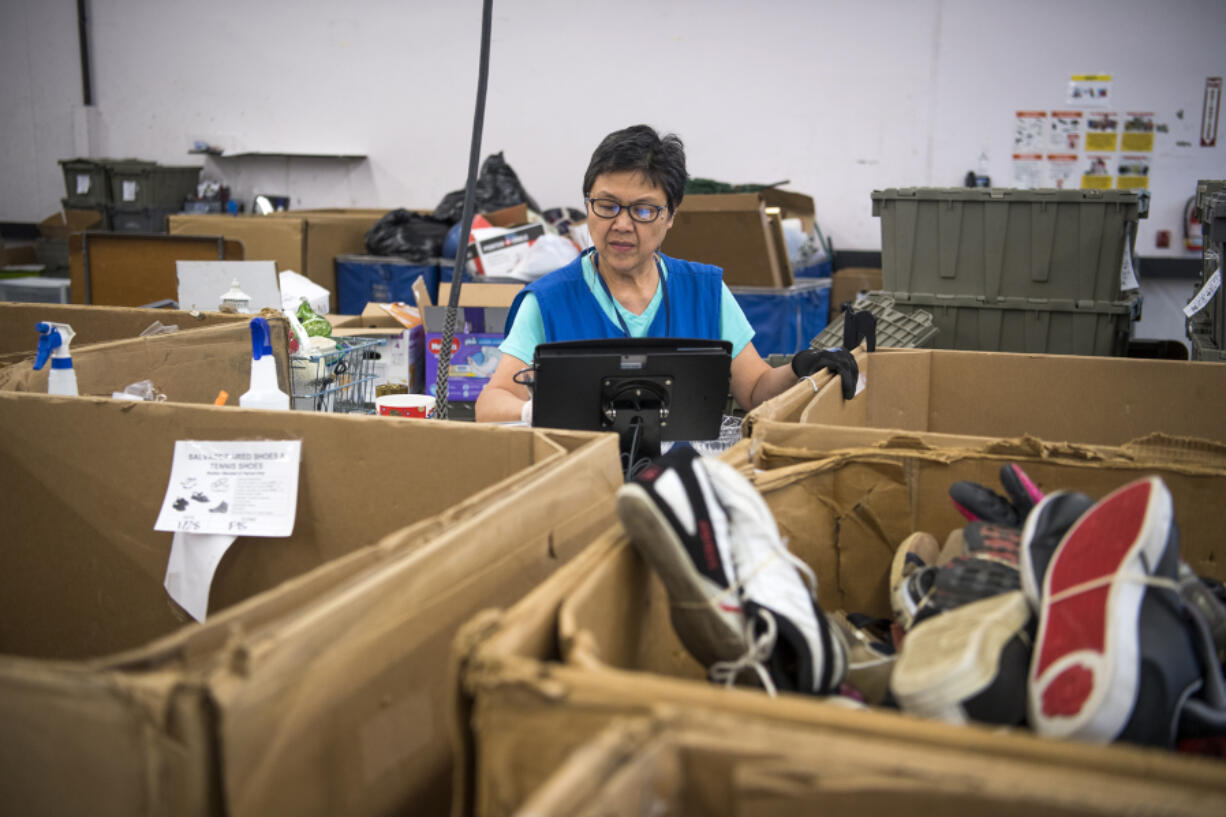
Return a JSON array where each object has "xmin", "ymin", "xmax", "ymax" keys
[{"xmin": 375, "ymin": 394, "xmax": 436, "ymax": 419}]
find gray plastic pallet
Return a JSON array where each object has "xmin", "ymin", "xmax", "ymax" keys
[{"xmin": 810, "ymin": 291, "xmax": 938, "ymax": 350}]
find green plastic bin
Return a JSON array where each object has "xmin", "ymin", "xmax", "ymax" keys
[
  {"xmin": 1189, "ymin": 328, "xmax": 1226, "ymax": 362},
  {"xmin": 872, "ymin": 187, "xmax": 1146, "ymax": 305},
  {"xmin": 59, "ymin": 158, "xmax": 114, "ymax": 207},
  {"xmin": 883, "ymin": 289, "xmax": 1140, "ymax": 357},
  {"xmin": 107, "ymin": 204, "xmax": 177, "ymax": 234},
  {"xmin": 107, "ymin": 162, "xmax": 200, "ymax": 209}
]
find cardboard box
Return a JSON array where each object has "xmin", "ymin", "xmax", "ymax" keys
[
  {"xmin": 0, "ymin": 245, "xmax": 38, "ymax": 266},
  {"xmin": 454, "ymin": 435, "xmax": 1226, "ymax": 817},
  {"xmin": 168, "ymin": 210, "xmax": 384, "ymax": 292},
  {"xmin": 68, "ymin": 231, "xmax": 246, "ymax": 306},
  {"xmin": 421, "ymin": 281, "xmax": 522, "ymax": 401},
  {"xmin": 0, "ymin": 302, "xmax": 250, "ymax": 367},
  {"xmin": 38, "ymin": 208, "xmax": 104, "ymax": 240},
  {"xmin": 0, "ymin": 393, "xmax": 621, "ymax": 817},
  {"xmin": 514, "ymin": 708, "xmax": 1225, "ymax": 817},
  {"xmin": 661, "ymin": 190, "xmax": 816, "ymax": 288},
  {"xmin": 0, "ymin": 316, "xmax": 291, "ymax": 400},
  {"xmin": 467, "ymin": 223, "xmax": 547, "ymax": 278},
  {"xmin": 331, "ymin": 302, "xmax": 426, "ymax": 394},
  {"xmin": 748, "ymin": 348, "xmax": 1226, "ymax": 447},
  {"xmin": 829, "ymin": 266, "xmax": 882, "ymax": 317}
]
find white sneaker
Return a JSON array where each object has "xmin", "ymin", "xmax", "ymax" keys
[
  {"xmin": 617, "ymin": 448, "xmax": 847, "ymax": 696},
  {"xmin": 701, "ymin": 456, "xmax": 848, "ymax": 696},
  {"xmin": 615, "ymin": 447, "xmax": 745, "ymax": 667}
]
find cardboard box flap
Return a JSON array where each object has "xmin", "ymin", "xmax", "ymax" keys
[
  {"xmin": 0, "ymin": 317, "xmax": 292, "ymax": 402},
  {"xmin": 39, "ymin": 209, "xmax": 104, "ymax": 240},
  {"xmin": 436, "ymin": 281, "xmax": 523, "ymax": 307}
]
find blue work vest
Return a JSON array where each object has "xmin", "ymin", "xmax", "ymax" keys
[{"xmin": 505, "ymin": 252, "xmax": 724, "ymax": 341}]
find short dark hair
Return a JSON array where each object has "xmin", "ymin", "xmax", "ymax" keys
[{"xmin": 582, "ymin": 125, "xmax": 687, "ymax": 212}]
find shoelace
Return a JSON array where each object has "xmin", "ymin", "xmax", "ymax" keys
[
  {"xmin": 1045, "ymin": 573, "xmax": 1181, "ymax": 606},
  {"xmin": 710, "ymin": 608, "xmax": 779, "ymax": 697}
]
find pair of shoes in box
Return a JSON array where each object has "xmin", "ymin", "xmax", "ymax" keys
[
  {"xmin": 615, "ymin": 446, "xmax": 847, "ymax": 697},
  {"xmin": 890, "ymin": 468, "xmax": 1226, "ymax": 748}
]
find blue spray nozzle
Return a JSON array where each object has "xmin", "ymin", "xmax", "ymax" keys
[
  {"xmin": 34, "ymin": 322, "xmax": 62, "ymax": 371},
  {"xmin": 249, "ymin": 317, "xmax": 273, "ymax": 361}
]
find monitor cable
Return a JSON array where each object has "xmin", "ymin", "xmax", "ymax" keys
[{"xmin": 434, "ymin": 0, "xmax": 494, "ymax": 420}]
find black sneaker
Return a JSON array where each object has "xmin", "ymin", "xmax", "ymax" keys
[
  {"xmin": 1019, "ymin": 491, "xmax": 1095, "ymax": 610},
  {"xmin": 891, "ymin": 590, "xmax": 1032, "ymax": 727}
]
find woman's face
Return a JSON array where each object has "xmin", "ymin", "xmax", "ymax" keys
[{"xmin": 586, "ymin": 170, "xmax": 675, "ymax": 280}]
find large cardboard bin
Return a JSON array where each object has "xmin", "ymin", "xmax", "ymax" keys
[
  {"xmin": 1, "ymin": 394, "xmax": 621, "ymax": 816},
  {"xmin": 744, "ymin": 347, "xmax": 1226, "ymax": 444},
  {"xmin": 0, "ymin": 302, "xmax": 249, "ymax": 367},
  {"xmin": 454, "ymin": 432, "xmax": 1226, "ymax": 817},
  {"xmin": 511, "ymin": 711, "xmax": 1197, "ymax": 817},
  {"xmin": 0, "ymin": 317, "xmax": 292, "ymax": 402}
]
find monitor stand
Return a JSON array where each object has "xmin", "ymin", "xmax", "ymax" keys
[{"xmin": 603, "ymin": 379, "xmax": 669, "ymax": 480}]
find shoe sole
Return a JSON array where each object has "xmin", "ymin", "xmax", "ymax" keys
[
  {"xmin": 891, "ymin": 590, "xmax": 1030, "ymax": 724},
  {"xmin": 616, "ymin": 484, "xmax": 746, "ymax": 666},
  {"xmin": 889, "ymin": 532, "xmax": 939, "ymax": 630},
  {"xmin": 1028, "ymin": 476, "xmax": 1173, "ymax": 742}
]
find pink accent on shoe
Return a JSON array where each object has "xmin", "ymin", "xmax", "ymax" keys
[
  {"xmin": 952, "ymin": 499, "xmax": 979, "ymax": 523},
  {"xmin": 1008, "ymin": 463, "xmax": 1045, "ymax": 505}
]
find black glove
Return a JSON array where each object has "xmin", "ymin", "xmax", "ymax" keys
[{"xmin": 791, "ymin": 348, "xmax": 859, "ymax": 400}]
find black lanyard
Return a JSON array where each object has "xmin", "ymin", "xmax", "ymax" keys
[{"xmin": 590, "ymin": 250, "xmax": 670, "ymax": 337}]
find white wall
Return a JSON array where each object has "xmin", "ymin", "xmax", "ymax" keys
[{"xmin": 3, "ymin": 0, "xmax": 1223, "ymax": 257}]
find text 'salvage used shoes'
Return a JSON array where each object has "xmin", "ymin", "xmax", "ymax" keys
[
  {"xmin": 1028, "ymin": 476, "xmax": 1203, "ymax": 747},
  {"xmin": 614, "ymin": 447, "xmax": 745, "ymax": 668}
]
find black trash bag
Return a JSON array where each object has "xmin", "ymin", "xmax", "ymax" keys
[
  {"xmin": 433, "ymin": 152, "xmax": 541, "ymax": 223},
  {"xmin": 364, "ymin": 209, "xmax": 453, "ymax": 262}
]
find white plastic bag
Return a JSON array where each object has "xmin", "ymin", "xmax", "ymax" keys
[{"xmin": 506, "ymin": 234, "xmax": 581, "ymax": 282}]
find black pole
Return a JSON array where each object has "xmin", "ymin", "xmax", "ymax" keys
[
  {"xmin": 434, "ymin": 0, "xmax": 493, "ymax": 420},
  {"xmin": 77, "ymin": 0, "xmax": 93, "ymax": 106}
]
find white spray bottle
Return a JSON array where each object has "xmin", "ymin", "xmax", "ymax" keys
[
  {"xmin": 239, "ymin": 316, "xmax": 290, "ymax": 410},
  {"xmin": 33, "ymin": 322, "xmax": 78, "ymax": 396}
]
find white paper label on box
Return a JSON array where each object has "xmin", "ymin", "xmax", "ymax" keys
[
  {"xmin": 163, "ymin": 531, "xmax": 237, "ymax": 621},
  {"xmin": 122, "ymin": 180, "xmax": 137, "ymax": 202},
  {"xmin": 1183, "ymin": 267, "xmax": 1222, "ymax": 318},
  {"xmin": 76, "ymin": 173, "xmax": 90, "ymax": 194},
  {"xmin": 854, "ymin": 372, "xmax": 867, "ymax": 397},
  {"xmin": 1120, "ymin": 232, "xmax": 1139, "ymax": 291},
  {"xmin": 154, "ymin": 440, "xmax": 302, "ymax": 536}
]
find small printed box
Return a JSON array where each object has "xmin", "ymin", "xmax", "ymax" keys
[
  {"xmin": 331, "ymin": 303, "xmax": 425, "ymax": 395},
  {"xmin": 420, "ymin": 281, "xmax": 521, "ymax": 402}
]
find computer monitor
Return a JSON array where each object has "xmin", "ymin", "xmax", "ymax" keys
[{"xmin": 532, "ymin": 337, "xmax": 733, "ymax": 477}]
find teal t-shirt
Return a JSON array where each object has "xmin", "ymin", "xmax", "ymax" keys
[{"xmin": 500, "ymin": 254, "xmax": 754, "ymax": 364}]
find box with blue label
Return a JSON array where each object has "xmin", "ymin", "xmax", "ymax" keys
[
  {"xmin": 420, "ymin": 281, "xmax": 522, "ymax": 401},
  {"xmin": 335, "ymin": 254, "xmax": 441, "ymax": 315}
]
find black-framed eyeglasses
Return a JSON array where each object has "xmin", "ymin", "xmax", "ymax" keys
[{"xmin": 586, "ymin": 197, "xmax": 669, "ymax": 224}]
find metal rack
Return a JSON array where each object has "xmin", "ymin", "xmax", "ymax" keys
[{"xmin": 290, "ymin": 337, "xmax": 385, "ymax": 413}]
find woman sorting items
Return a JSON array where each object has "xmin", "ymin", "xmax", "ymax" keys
[{"xmin": 474, "ymin": 124, "xmax": 854, "ymax": 425}]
